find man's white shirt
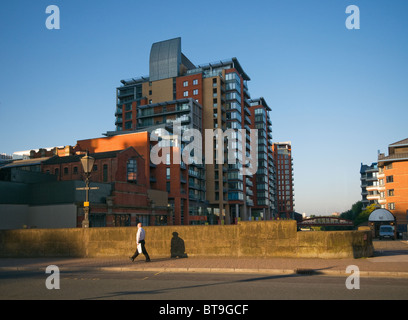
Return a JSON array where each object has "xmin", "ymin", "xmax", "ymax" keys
[{"xmin": 136, "ymin": 227, "xmax": 145, "ymax": 244}]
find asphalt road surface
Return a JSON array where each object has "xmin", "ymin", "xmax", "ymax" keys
[{"xmin": 1, "ymin": 269, "xmax": 408, "ymax": 301}]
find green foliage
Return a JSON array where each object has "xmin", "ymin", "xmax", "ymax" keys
[
  {"xmin": 340, "ymin": 201, "xmax": 378, "ymax": 227},
  {"xmin": 354, "ymin": 203, "xmax": 377, "ymax": 227},
  {"xmin": 340, "ymin": 201, "xmax": 363, "ymax": 221}
]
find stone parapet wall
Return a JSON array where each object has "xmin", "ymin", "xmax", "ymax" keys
[{"xmin": 0, "ymin": 220, "xmax": 373, "ymax": 259}]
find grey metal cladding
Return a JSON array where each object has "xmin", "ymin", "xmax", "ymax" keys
[{"xmin": 149, "ymin": 37, "xmax": 181, "ymax": 81}]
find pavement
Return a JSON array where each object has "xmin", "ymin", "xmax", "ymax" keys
[{"xmin": 1, "ymin": 240, "xmax": 408, "ymax": 278}]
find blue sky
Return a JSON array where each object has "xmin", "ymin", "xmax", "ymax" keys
[{"xmin": 1, "ymin": 0, "xmax": 407, "ymax": 215}]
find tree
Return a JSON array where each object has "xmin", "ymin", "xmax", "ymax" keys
[
  {"xmin": 354, "ymin": 203, "xmax": 377, "ymax": 227},
  {"xmin": 340, "ymin": 201, "xmax": 363, "ymax": 221}
]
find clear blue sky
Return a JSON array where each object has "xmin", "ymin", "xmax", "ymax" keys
[{"xmin": 1, "ymin": 0, "xmax": 407, "ymax": 215}]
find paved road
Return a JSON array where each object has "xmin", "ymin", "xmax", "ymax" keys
[
  {"xmin": 1, "ymin": 240, "xmax": 407, "ymax": 302},
  {"xmin": 371, "ymin": 239, "xmax": 408, "ymax": 261},
  {"xmin": 1, "ymin": 267, "xmax": 408, "ymax": 300}
]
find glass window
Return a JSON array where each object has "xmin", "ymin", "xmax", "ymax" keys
[
  {"xmin": 127, "ymin": 159, "xmax": 137, "ymax": 182},
  {"xmin": 90, "ymin": 214, "xmax": 106, "ymax": 227},
  {"xmin": 114, "ymin": 214, "xmax": 130, "ymax": 227},
  {"xmin": 228, "ymin": 191, "xmax": 243, "ymax": 200},
  {"xmin": 103, "ymin": 164, "xmax": 108, "ymax": 182}
]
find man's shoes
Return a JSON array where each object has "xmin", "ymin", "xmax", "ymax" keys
[
  {"xmin": 129, "ymin": 257, "xmax": 135, "ymax": 262},
  {"xmin": 145, "ymin": 259, "xmax": 151, "ymax": 262}
]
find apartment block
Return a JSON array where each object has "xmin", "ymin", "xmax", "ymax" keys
[
  {"xmin": 113, "ymin": 37, "xmax": 277, "ymax": 224},
  {"xmin": 0, "ymin": 38, "xmax": 284, "ymax": 228},
  {"xmin": 273, "ymin": 142, "xmax": 295, "ymax": 218},
  {"xmin": 377, "ymin": 138, "xmax": 408, "ymax": 232},
  {"xmin": 360, "ymin": 162, "xmax": 379, "ymax": 210},
  {"xmin": 248, "ymin": 98, "xmax": 276, "ymax": 219}
]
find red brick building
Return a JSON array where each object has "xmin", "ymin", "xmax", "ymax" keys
[
  {"xmin": 378, "ymin": 138, "xmax": 408, "ymax": 233},
  {"xmin": 273, "ymin": 142, "xmax": 295, "ymax": 218},
  {"xmin": 41, "ymin": 145, "xmax": 169, "ymax": 227},
  {"xmin": 75, "ymin": 130, "xmax": 195, "ymax": 226}
]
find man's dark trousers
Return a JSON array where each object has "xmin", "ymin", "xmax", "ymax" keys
[{"xmin": 131, "ymin": 240, "xmax": 151, "ymax": 261}]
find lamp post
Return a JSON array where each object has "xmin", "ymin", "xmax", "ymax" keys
[{"xmin": 80, "ymin": 152, "xmax": 95, "ymax": 228}]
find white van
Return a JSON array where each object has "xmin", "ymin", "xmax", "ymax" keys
[{"xmin": 379, "ymin": 225, "xmax": 395, "ymax": 240}]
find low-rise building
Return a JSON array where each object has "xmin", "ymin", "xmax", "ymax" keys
[
  {"xmin": 377, "ymin": 138, "xmax": 408, "ymax": 233},
  {"xmin": 0, "ymin": 144, "xmax": 168, "ymax": 229}
]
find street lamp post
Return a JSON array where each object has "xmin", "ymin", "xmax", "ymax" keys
[{"xmin": 80, "ymin": 152, "xmax": 95, "ymax": 228}]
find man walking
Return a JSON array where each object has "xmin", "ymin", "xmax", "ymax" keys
[{"xmin": 130, "ymin": 222, "xmax": 151, "ymax": 262}]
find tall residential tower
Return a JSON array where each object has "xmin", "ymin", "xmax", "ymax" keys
[
  {"xmin": 273, "ymin": 142, "xmax": 295, "ymax": 218},
  {"xmin": 111, "ymin": 38, "xmax": 278, "ymax": 224}
]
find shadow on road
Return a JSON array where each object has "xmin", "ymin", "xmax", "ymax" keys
[{"xmin": 82, "ymin": 269, "xmax": 332, "ymax": 300}]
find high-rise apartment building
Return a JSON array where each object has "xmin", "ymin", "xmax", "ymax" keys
[
  {"xmin": 249, "ymin": 98, "xmax": 276, "ymax": 219},
  {"xmin": 112, "ymin": 37, "xmax": 277, "ymax": 224},
  {"xmin": 273, "ymin": 142, "xmax": 294, "ymax": 218}
]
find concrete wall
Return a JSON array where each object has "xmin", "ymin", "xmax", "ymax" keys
[
  {"xmin": 0, "ymin": 204, "xmax": 77, "ymax": 230},
  {"xmin": 27, "ymin": 204, "xmax": 77, "ymax": 229},
  {"xmin": 0, "ymin": 220, "xmax": 374, "ymax": 259},
  {"xmin": 0, "ymin": 204, "xmax": 29, "ymax": 230}
]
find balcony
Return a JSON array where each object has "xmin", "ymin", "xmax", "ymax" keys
[
  {"xmin": 189, "ymin": 170, "xmax": 204, "ymax": 179},
  {"xmin": 366, "ymin": 184, "xmax": 385, "ymax": 192},
  {"xmin": 118, "ymin": 90, "xmax": 134, "ymax": 98},
  {"xmin": 366, "ymin": 194, "xmax": 380, "ymax": 200},
  {"xmin": 115, "ymin": 108, "xmax": 123, "ymax": 116},
  {"xmin": 189, "ymin": 181, "xmax": 200, "ymax": 190},
  {"xmin": 166, "ymin": 115, "xmax": 191, "ymax": 125},
  {"xmin": 366, "ymin": 176, "xmax": 378, "ymax": 182}
]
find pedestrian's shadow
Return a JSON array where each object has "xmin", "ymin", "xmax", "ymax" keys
[{"xmin": 170, "ymin": 232, "xmax": 188, "ymax": 259}]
